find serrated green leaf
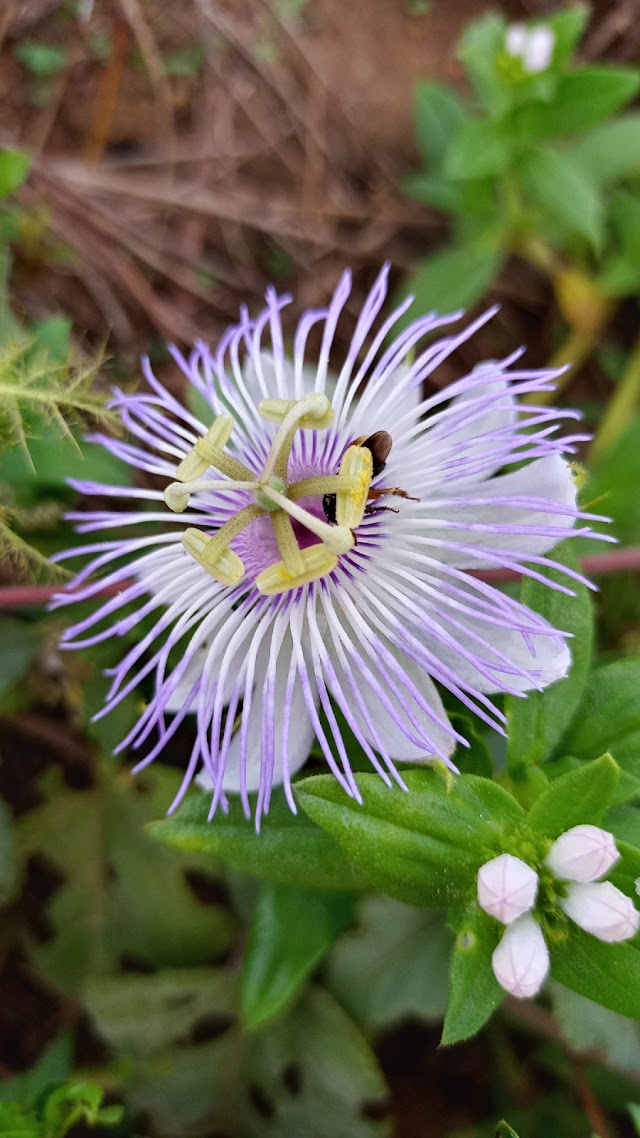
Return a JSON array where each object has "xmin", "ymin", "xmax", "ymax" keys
[
  {"xmin": 298, "ymin": 769, "xmax": 524, "ymax": 908},
  {"xmin": 414, "ymin": 81, "xmax": 467, "ymax": 171},
  {"xmin": 441, "ymin": 905, "xmax": 503, "ymax": 1045},
  {"xmin": 560, "ymin": 657, "xmax": 640, "ymax": 778},
  {"xmin": 572, "ymin": 114, "xmax": 640, "ymax": 186},
  {"xmin": 241, "ymin": 884, "xmax": 354, "ymax": 1031},
  {"xmin": 551, "ymin": 926, "xmax": 640, "ymax": 1018},
  {"xmin": 520, "ymin": 146, "xmax": 604, "ymax": 249},
  {"xmin": 402, "ymin": 245, "xmax": 503, "ymax": 318},
  {"xmin": 526, "ymin": 754, "xmax": 619, "ymax": 838},
  {"xmin": 149, "ymin": 789, "xmax": 363, "ymax": 892},
  {"xmin": 505, "ymin": 541, "xmax": 593, "ymax": 771},
  {"xmin": 444, "ymin": 119, "xmax": 511, "ymax": 180}
]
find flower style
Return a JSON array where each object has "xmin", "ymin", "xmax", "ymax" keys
[
  {"xmin": 53, "ymin": 265, "xmax": 604, "ymax": 822},
  {"xmin": 478, "ymin": 827, "xmax": 639, "ymax": 999}
]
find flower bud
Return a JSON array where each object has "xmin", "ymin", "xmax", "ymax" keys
[
  {"xmin": 546, "ymin": 825, "xmax": 620, "ymax": 883},
  {"xmin": 477, "ymin": 853, "xmax": 538, "ymax": 924},
  {"xmin": 492, "ymin": 914, "xmax": 550, "ymax": 999},
  {"xmin": 560, "ymin": 882, "xmax": 640, "ymax": 943}
]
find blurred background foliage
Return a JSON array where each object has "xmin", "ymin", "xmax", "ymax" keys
[{"xmin": 1, "ymin": 1, "xmax": 640, "ymax": 1136}]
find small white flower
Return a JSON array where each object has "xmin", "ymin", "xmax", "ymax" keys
[
  {"xmin": 492, "ymin": 913, "xmax": 550, "ymax": 998},
  {"xmin": 546, "ymin": 824, "xmax": 620, "ymax": 884},
  {"xmin": 505, "ymin": 24, "xmax": 527, "ymax": 56},
  {"xmin": 560, "ymin": 882, "xmax": 640, "ymax": 943},
  {"xmin": 477, "ymin": 853, "xmax": 538, "ymax": 924},
  {"xmin": 505, "ymin": 22, "xmax": 555, "ymax": 74}
]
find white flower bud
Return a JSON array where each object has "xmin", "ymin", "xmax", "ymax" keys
[
  {"xmin": 523, "ymin": 26, "xmax": 554, "ymax": 73},
  {"xmin": 477, "ymin": 853, "xmax": 538, "ymax": 924},
  {"xmin": 546, "ymin": 825, "xmax": 620, "ymax": 883},
  {"xmin": 504, "ymin": 23, "xmax": 554, "ymax": 74},
  {"xmin": 505, "ymin": 24, "xmax": 527, "ymax": 57},
  {"xmin": 492, "ymin": 914, "xmax": 550, "ymax": 999},
  {"xmin": 560, "ymin": 882, "xmax": 640, "ymax": 943}
]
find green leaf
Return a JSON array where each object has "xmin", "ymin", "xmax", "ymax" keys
[
  {"xmin": 0, "ymin": 616, "xmax": 40, "ymax": 699},
  {"xmin": 19, "ymin": 765, "xmax": 235, "ymax": 991},
  {"xmin": 552, "ymin": 983, "xmax": 640, "ymax": 1074},
  {"xmin": 630, "ymin": 1104, "xmax": 640, "ymax": 1135},
  {"xmin": 403, "ymin": 173, "xmax": 466, "ymax": 213},
  {"xmin": 0, "ymin": 1101, "xmax": 39, "ymax": 1137},
  {"xmin": 0, "ymin": 800, "xmax": 17, "ymax": 907},
  {"xmin": 496, "ymin": 1124, "xmax": 521, "ymax": 1138},
  {"xmin": 585, "ymin": 415, "xmax": 640, "ymax": 546},
  {"xmin": 14, "ymin": 40, "xmax": 68, "ymax": 76},
  {"xmin": 326, "ymin": 895, "xmax": 452, "ymax": 1027},
  {"xmin": 298, "ymin": 769, "xmax": 524, "ymax": 908},
  {"xmin": 526, "ymin": 754, "xmax": 619, "ymax": 838},
  {"xmin": 457, "ymin": 12, "xmax": 508, "ymax": 115},
  {"xmin": 519, "ymin": 68, "xmax": 640, "ymax": 139},
  {"xmin": 402, "ymin": 245, "xmax": 503, "ymax": 318},
  {"xmin": 608, "ymin": 839, "xmax": 640, "ymax": 899},
  {"xmin": 551, "ymin": 926, "xmax": 640, "ymax": 1019},
  {"xmin": 241, "ymin": 884, "xmax": 355, "ymax": 1031},
  {"xmin": 544, "ymin": 5, "xmax": 589, "ymax": 69},
  {"xmin": 520, "ymin": 146, "xmax": 604, "ymax": 249},
  {"xmin": 561, "ymin": 657, "xmax": 640, "ymax": 778},
  {"xmin": 441, "ymin": 905, "xmax": 503, "ymax": 1045},
  {"xmin": 445, "ymin": 119, "xmax": 511, "ymax": 181},
  {"xmin": 0, "ymin": 1032, "xmax": 73, "ymax": 1106},
  {"xmin": 572, "ymin": 114, "xmax": 640, "ymax": 186},
  {"xmin": 414, "ymin": 81, "xmax": 467, "ymax": 170},
  {"xmin": 0, "ymin": 149, "xmax": 30, "ymax": 198},
  {"xmin": 85, "ymin": 967, "xmax": 235, "ymax": 1057},
  {"xmin": 148, "ymin": 788, "xmax": 363, "ymax": 892},
  {"xmin": 505, "ymin": 541, "xmax": 593, "ymax": 771},
  {"xmin": 124, "ymin": 988, "xmax": 388, "ymax": 1138}
]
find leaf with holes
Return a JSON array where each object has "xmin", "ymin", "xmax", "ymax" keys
[{"xmin": 18, "ymin": 765, "xmax": 235, "ymax": 991}]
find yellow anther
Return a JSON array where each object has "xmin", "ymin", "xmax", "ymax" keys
[
  {"xmin": 335, "ymin": 445, "xmax": 373, "ymax": 529},
  {"xmin": 256, "ymin": 543, "xmax": 338, "ymax": 596},
  {"xmin": 258, "ymin": 397, "xmax": 334, "ymax": 430},
  {"xmin": 176, "ymin": 415, "xmax": 234, "ymax": 482},
  {"xmin": 182, "ymin": 527, "xmax": 244, "ymax": 585}
]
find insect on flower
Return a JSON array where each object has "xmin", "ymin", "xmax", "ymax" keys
[
  {"xmin": 52, "ymin": 265, "xmax": 609, "ymax": 824},
  {"xmin": 321, "ymin": 430, "xmax": 416, "ymax": 524}
]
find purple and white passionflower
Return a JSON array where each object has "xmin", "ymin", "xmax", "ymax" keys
[{"xmin": 53, "ymin": 266, "xmax": 604, "ymax": 822}]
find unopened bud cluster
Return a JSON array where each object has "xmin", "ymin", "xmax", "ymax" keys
[{"xmin": 477, "ymin": 826, "xmax": 639, "ymax": 1000}]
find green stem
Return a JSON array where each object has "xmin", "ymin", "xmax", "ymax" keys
[{"xmin": 591, "ymin": 331, "xmax": 640, "ymax": 462}]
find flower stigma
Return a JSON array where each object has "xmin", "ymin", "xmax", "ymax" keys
[{"xmin": 163, "ymin": 391, "xmax": 376, "ymax": 596}]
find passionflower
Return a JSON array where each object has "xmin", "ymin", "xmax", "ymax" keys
[{"xmin": 53, "ymin": 266, "xmax": 603, "ymax": 822}]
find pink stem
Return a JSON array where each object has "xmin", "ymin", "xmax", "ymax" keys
[{"xmin": 1, "ymin": 547, "xmax": 640, "ymax": 609}]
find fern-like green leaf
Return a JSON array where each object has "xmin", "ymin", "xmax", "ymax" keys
[
  {"xmin": 0, "ymin": 512, "xmax": 70, "ymax": 581},
  {"xmin": 0, "ymin": 337, "xmax": 118, "ymax": 460}
]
